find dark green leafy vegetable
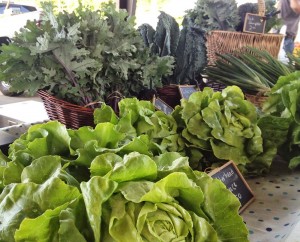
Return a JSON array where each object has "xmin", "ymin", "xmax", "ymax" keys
[
  {"xmin": 154, "ymin": 11, "xmax": 180, "ymax": 57},
  {"xmin": 185, "ymin": 0, "xmax": 240, "ymax": 32},
  {"xmin": 138, "ymin": 11, "xmax": 179, "ymax": 58},
  {"xmin": 137, "ymin": 23, "xmax": 156, "ymax": 48},
  {"xmin": 138, "ymin": 11, "xmax": 207, "ymax": 85},
  {"xmin": 235, "ymin": 3, "xmax": 258, "ymax": 32},
  {"xmin": 173, "ymin": 17, "xmax": 207, "ymax": 84}
]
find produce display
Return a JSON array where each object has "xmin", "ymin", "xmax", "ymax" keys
[
  {"xmin": 1, "ymin": 0, "xmax": 299, "ymax": 240},
  {"xmin": 0, "ymin": 75, "xmax": 299, "ymax": 241},
  {"xmin": 0, "ymin": 120, "xmax": 249, "ymax": 241},
  {"xmin": 95, "ymin": 86, "xmax": 279, "ymax": 176}
]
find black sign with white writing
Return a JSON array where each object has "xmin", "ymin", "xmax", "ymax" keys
[
  {"xmin": 243, "ymin": 13, "xmax": 266, "ymax": 34},
  {"xmin": 153, "ymin": 97, "xmax": 174, "ymax": 115},
  {"xmin": 209, "ymin": 161, "xmax": 254, "ymax": 213},
  {"xmin": 178, "ymin": 85, "xmax": 198, "ymax": 100}
]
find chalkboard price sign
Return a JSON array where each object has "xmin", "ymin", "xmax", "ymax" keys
[
  {"xmin": 209, "ymin": 161, "xmax": 255, "ymax": 213},
  {"xmin": 153, "ymin": 97, "xmax": 174, "ymax": 115},
  {"xmin": 178, "ymin": 85, "xmax": 198, "ymax": 100},
  {"xmin": 243, "ymin": 13, "xmax": 266, "ymax": 34}
]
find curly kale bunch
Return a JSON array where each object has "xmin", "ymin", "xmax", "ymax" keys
[{"xmin": 0, "ymin": 1, "xmax": 174, "ymax": 106}]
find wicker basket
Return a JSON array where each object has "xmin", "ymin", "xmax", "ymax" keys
[
  {"xmin": 204, "ymin": 80, "xmax": 268, "ymax": 108},
  {"xmin": 38, "ymin": 90, "xmax": 95, "ymax": 129},
  {"xmin": 204, "ymin": 0, "xmax": 280, "ymax": 108},
  {"xmin": 206, "ymin": 30, "xmax": 284, "ymax": 65},
  {"xmin": 204, "ymin": 79, "xmax": 227, "ymax": 92},
  {"xmin": 156, "ymin": 85, "xmax": 181, "ymax": 108},
  {"xmin": 206, "ymin": 0, "xmax": 283, "ymax": 65},
  {"xmin": 244, "ymin": 93, "xmax": 268, "ymax": 108}
]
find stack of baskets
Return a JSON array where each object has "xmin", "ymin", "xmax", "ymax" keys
[{"xmin": 205, "ymin": 0, "xmax": 284, "ymax": 108}]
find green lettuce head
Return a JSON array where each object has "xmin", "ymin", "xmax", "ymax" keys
[
  {"xmin": 101, "ymin": 193, "xmax": 218, "ymax": 242},
  {"xmin": 173, "ymin": 86, "xmax": 267, "ymax": 174},
  {"xmin": 82, "ymin": 152, "xmax": 249, "ymax": 242}
]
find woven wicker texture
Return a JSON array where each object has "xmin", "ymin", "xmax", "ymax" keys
[
  {"xmin": 206, "ymin": 31, "xmax": 284, "ymax": 65},
  {"xmin": 156, "ymin": 85, "xmax": 181, "ymax": 108},
  {"xmin": 244, "ymin": 93, "xmax": 267, "ymax": 108},
  {"xmin": 257, "ymin": 0, "xmax": 266, "ymax": 16},
  {"xmin": 204, "ymin": 80, "xmax": 267, "ymax": 108},
  {"xmin": 38, "ymin": 90, "xmax": 95, "ymax": 129}
]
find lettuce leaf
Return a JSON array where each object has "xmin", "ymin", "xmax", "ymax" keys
[
  {"xmin": 0, "ymin": 178, "xmax": 81, "ymax": 241},
  {"xmin": 262, "ymin": 71, "xmax": 300, "ymax": 169}
]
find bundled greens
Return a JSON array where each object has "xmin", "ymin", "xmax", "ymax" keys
[
  {"xmin": 205, "ymin": 53, "xmax": 272, "ymax": 93},
  {"xmin": 0, "ymin": 120, "xmax": 249, "ymax": 241},
  {"xmin": 262, "ymin": 71, "xmax": 300, "ymax": 169},
  {"xmin": 0, "ymin": 2, "xmax": 174, "ymax": 106},
  {"xmin": 172, "ymin": 17, "xmax": 207, "ymax": 84},
  {"xmin": 138, "ymin": 11, "xmax": 179, "ymax": 58},
  {"xmin": 138, "ymin": 12, "xmax": 206, "ymax": 85},
  {"xmin": 205, "ymin": 47, "xmax": 293, "ymax": 94}
]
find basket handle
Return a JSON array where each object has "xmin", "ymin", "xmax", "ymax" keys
[
  {"xmin": 258, "ymin": 0, "xmax": 266, "ymax": 16},
  {"xmin": 84, "ymin": 101, "xmax": 104, "ymax": 108}
]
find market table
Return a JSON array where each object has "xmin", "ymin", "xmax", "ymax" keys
[
  {"xmin": 242, "ymin": 158, "xmax": 300, "ymax": 242},
  {"xmin": 0, "ymin": 100, "xmax": 48, "ymax": 135}
]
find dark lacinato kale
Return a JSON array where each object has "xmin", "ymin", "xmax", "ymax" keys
[
  {"xmin": 138, "ymin": 12, "xmax": 207, "ymax": 85},
  {"xmin": 154, "ymin": 11, "xmax": 180, "ymax": 57},
  {"xmin": 173, "ymin": 17, "xmax": 207, "ymax": 84},
  {"xmin": 138, "ymin": 23, "xmax": 155, "ymax": 48},
  {"xmin": 138, "ymin": 12, "xmax": 180, "ymax": 58}
]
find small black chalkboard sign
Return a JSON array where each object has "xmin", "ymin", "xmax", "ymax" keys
[
  {"xmin": 178, "ymin": 85, "xmax": 198, "ymax": 100},
  {"xmin": 243, "ymin": 13, "xmax": 266, "ymax": 34},
  {"xmin": 209, "ymin": 161, "xmax": 254, "ymax": 213},
  {"xmin": 153, "ymin": 97, "xmax": 174, "ymax": 115}
]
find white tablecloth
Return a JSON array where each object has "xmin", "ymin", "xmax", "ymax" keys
[{"xmin": 243, "ymin": 158, "xmax": 300, "ymax": 242}]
